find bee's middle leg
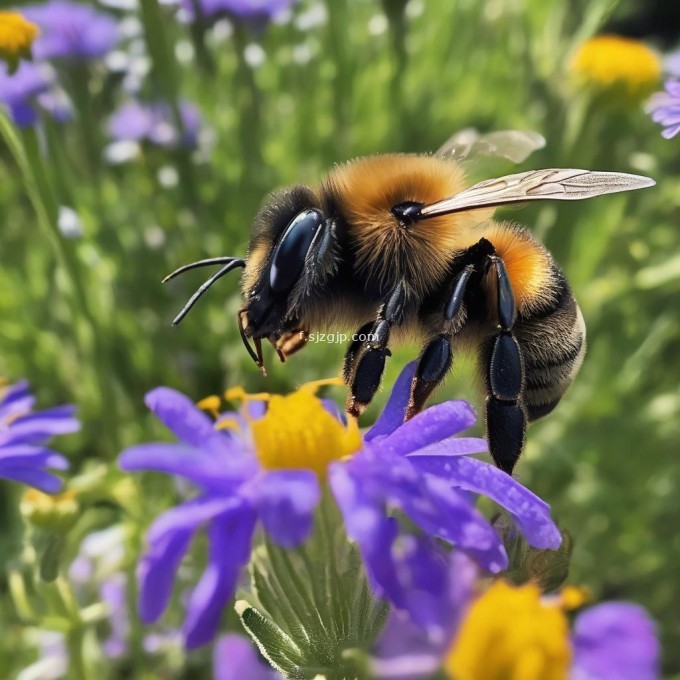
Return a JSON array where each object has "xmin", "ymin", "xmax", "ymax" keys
[
  {"xmin": 404, "ymin": 264, "xmax": 475, "ymax": 420},
  {"xmin": 344, "ymin": 283, "xmax": 406, "ymax": 417}
]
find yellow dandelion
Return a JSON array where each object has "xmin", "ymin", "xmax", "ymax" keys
[
  {"xmin": 569, "ymin": 35, "xmax": 661, "ymax": 100},
  {"xmin": 445, "ymin": 580, "xmax": 571, "ymax": 680},
  {"xmin": 0, "ymin": 11, "xmax": 39, "ymax": 73}
]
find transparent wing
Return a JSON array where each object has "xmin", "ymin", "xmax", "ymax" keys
[
  {"xmin": 436, "ymin": 129, "xmax": 546, "ymax": 164},
  {"xmin": 419, "ymin": 168, "xmax": 655, "ymax": 219}
]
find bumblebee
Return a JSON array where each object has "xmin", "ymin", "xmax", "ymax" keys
[{"xmin": 165, "ymin": 131, "xmax": 654, "ymax": 474}]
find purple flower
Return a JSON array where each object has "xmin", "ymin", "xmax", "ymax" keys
[
  {"xmin": 0, "ymin": 379, "xmax": 78, "ymax": 493},
  {"xmin": 213, "ymin": 634, "xmax": 282, "ymax": 680},
  {"xmin": 107, "ymin": 100, "xmax": 203, "ymax": 150},
  {"xmin": 571, "ymin": 603, "xmax": 660, "ymax": 680},
  {"xmin": 181, "ymin": 0, "xmax": 296, "ymax": 24},
  {"xmin": 375, "ymin": 577, "xmax": 660, "ymax": 680},
  {"xmin": 0, "ymin": 61, "xmax": 72, "ymax": 127},
  {"xmin": 22, "ymin": 1, "xmax": 118, "ymax": 61},
  {"xmin": 647, "ymin": 79, "xmax": 680, "ymax": 139},
  {"xmin": 119, "ymin": 363, "xmax": 560, "ymax": 648}
]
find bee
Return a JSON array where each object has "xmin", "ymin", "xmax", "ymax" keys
[{"xmin": 164, "ymin": 131, "xmax": 654, "ymax": 474}]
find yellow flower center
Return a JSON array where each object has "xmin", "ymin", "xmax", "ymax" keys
[
  {"xmin": 0, "ymin": 12, "xmax": 39, "ymax": 68},
  {"xmin": 569, "ymin": 35, "xmax": 661, "ymax": 97},
  {"xmin": 445, "ymin": 581, "xmax": 571, "ymax": 680},
  {"xmin": 201, "ymin": 379, "xmax": 362, "ymax": 478}
]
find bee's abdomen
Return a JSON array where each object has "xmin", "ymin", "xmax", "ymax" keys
[{"xmin": 515, "ymin": 266, "xmax": 586, "ymax": 422}]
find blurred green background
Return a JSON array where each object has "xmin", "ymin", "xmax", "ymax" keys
[{"xmin": 1, "ymin": 0, "xmax": 679, "ymax": 676}]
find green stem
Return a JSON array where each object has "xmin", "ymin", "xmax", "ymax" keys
[
  {"xmin": 319, "ymin": 492, "xmax": 349, "ymax": 638},
  {"xmin": 41, "ymin": 578, "xmax": 93, "ymax": 680},
  {"xmin": 384, "ymin": 0, "xmax": 410, "ymax": 144},
  {"xmin": 326, "ymin": 0, "xmax": 352, "ymax": 155},
  {"xmin": 66, "ymin": 625, "xmax": 90, "ymax": 680},
  {"xmin": 65, "ymin": 65, "xmax": 102, "ymax": 182},
  {"xmin": 139, "ymin": 0, "xmax": 198, "ymax": 208},
  {"xmin": 234, "ymin": 27, "xmax": 264, "ymax": 193},
  {"xmin": 0, "ymin": 118, "xmax": 122, "ymax": 450}
]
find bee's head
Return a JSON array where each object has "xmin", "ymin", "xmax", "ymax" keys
[
  {"xmin": 238, "ymin": 185, "xmax": 326, "ymax": 369},
  {"xmin": 163, "ymin": 184, "xmax": 325, "ymax": 373}
]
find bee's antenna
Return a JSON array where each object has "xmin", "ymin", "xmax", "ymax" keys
[
  {"xmin": 162, "ymin": 257, "xmax": 240, "ymax": 283},
  {"xmin": 170, "ymin": 259, "xmax": 246, "ymax": 325}
]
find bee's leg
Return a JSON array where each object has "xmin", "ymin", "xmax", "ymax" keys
[
  {"xmin": 406, "ymin": 334, "xmax": 454, "ymax": 419},
  {"xmin": 342, "ymin": 322, "xmax": 375, "ymax": 383},
  {"xmin": 345, "ymin": 283, "xmax": 406, "ymax": 417},
  {"xmin": 275, "ymin": 329, "xmax": 309, "ymax": 361},
  {"xmin": 483, "ymin": 255, "xmax": 526, "ymax": 474},
  {"xmin": 404, "ymin": 265, "xmax": 475, "ymax": 419}
]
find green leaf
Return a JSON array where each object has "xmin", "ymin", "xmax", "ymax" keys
[{"xmin": 236, "ymin": 600, "xmax": 308, "ymax": 677}]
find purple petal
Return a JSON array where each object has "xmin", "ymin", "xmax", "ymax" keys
[
  {"xmin": 213, "ymin": 634, "xmax": 280, "ymax": 680},
  {"xmin": 393, "ymin": 535, "xmax": 453, "ymax": 635},
  {"xmin": 405, "ymin": 438, "xmax": 488, "ymax": 457},
  {"xmin": 372, "ymin": 552, "xmax": 478, "ymax": 680},
  {"xmin": 184, "ymin": 506, "xmax": 257, "ymax": 648},
  {"xmin": 399, "ymin": 474, "xmax": 508, "ymax": 573},
  {"xmin": 0, "ymin": 464, "xmax": 64, "ymax": 493},
  {"xmin": 245, "ymin": 399, "xmax": 268, "ymax": 420},
  {"xmin": 138, "ymin": 528, "xmax": 193, "ymax": 624},
  {"xmin": 447, "ymin": 552, "xmax": 479, "ymax": 633},
  {"xmin": 0, "ymin": 406, "xmax": 79, "ymax": 446},
  {"xmin": 0, "ymin": 379, "xmax": 34, "ymax": 413},
  {"xmin": 145, "ymin": 387, "xmax": 230, "ymax": 452},
  {"xmin": 322, "ymin": 398, "xmax": 346, "ymax": 424},
  {"xmin": 571, "ymin": 603, "xmax": 660, "ymax": 680},
  {"xmin": 0, "ymin": 445, "xmax": 69, "ymax": 470},
  {"xmin": 665, "ymin": 79, "xmax": 680, "ymax": 97},
  {"xmin": 147, "ymin": 497, "xmax": 242, "ymax": 544},
  {"xmin": 119, "ymin": 442, "xmax": 253, "ymax": 490},
  {"xmin": 366, "ymin": 362, "xmax": 417, "ymax": 441},
  {"xmin": 662, "ymin": 123, "xmax": 680, "ymax": 139},
  {"xmin": 373, "ymin": 401, "xmax": 478, "ymax": 456},
  {"xmin": 408, "ymin": 454, "xmax": 561, "ymax": 550},
  {"xmin": 253, "ymin": 470, "xmax": 320, "ymax": 548},
  {"xmin": 329, "ymin": 462, "xmax": 404, "ymax": 603}
]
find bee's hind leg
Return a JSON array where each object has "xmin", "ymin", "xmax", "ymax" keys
[
  {"xmin": 482, "ymin": 255, "xmax": 527, "ymax": 475},
  {"xmin": 344, "ymin": 283, "xmax": 407, "ymax": 418}
]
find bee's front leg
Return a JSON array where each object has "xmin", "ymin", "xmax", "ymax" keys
[
  {"xmin": 272, "ymin": 329, "xmax": 309, "ymax": 361},
  {"xmin": 344, "ymin": 283, "xmax": 407, "ymax": 418}
]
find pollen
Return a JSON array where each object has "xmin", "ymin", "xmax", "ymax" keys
[
  {"xmin": 197, "ymin": 395, "xmax": 222, "ymax": 419},
  {"xmin": 250, "ymin": 389, "xmax": 361, "ymax": 478},
  {"xmin": 0, "ymin": 12, "xmax": 39, "ymax": 71},
  {"xmin": 445, "ymin": 581, "xmax": 571, "ymax": 680},
  {"xmin": 569, "ymin": 35, "xmax": 661, "ymax": 98}
]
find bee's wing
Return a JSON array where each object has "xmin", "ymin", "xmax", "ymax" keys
[
  {"xmin": 419, "ymin": 168, "xmax": 655, "ymax": 218},
  {"xmin": 436, "ymin": 129, "xmax": 546, "ymax": 164}
]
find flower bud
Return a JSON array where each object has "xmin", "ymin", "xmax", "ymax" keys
[{"xmin": 20, "ymin": 489, "xmax": 79, "ymax": 534}]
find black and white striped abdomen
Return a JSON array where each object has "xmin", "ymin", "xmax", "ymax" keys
[{"xmin": 515, "ymin": 266, "xmax": 586, "ymax": 422}]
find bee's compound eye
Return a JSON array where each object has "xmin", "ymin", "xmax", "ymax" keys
[{"xmin": 269, "ymin": 208, "xmax": 323, "ymax": 293}]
